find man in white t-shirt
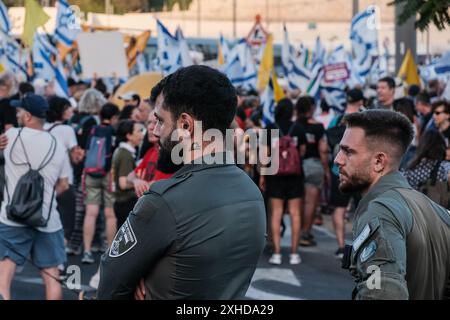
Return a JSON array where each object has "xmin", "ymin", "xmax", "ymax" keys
[{"xmin": 0, "ymin": 94, "xmax": 70, "ymax": 300}]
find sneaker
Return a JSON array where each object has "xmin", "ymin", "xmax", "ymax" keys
[
  {"xmin": 81, "ymin": 251, "xmax": 95, "ymax": 264},
  {"xmin": 335, "ymin": 248, "xmax": 345, "ymax": 260},
  {"xmin": 289, "ymin": 253, "xmax": 302, "ymax": 265},
  {"xmin": 299, "ymin": 233, "xmax": 317, "ymax": 246},
  {"xmin": 268, "ymin": 253, "xmax": 282, "ymax": 265},
  {"xmin": 89, "ymin": 270, "xmax": 100, "ymax": 289}
]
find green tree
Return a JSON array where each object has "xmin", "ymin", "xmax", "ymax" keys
[{"xmin": 389, "ymin": 0, "xmax": 450, "ymax": 31}]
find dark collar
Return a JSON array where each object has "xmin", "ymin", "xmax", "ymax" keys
[{"xmin": 173, "ymin": 151, "xmax": 236, "ymax": 178}]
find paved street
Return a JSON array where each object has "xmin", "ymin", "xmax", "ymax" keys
[{"xmin": 10, "ymin": 214, "xmax": 354, "ymax": 300}]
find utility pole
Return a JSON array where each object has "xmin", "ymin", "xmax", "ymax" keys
[
  {"xmin": 197, "ymin": 0, "xmax": 201, "ymax": 37},
  {"xmin": 232, "ymin": 0, "xmax": 236, "ymax": 39},
  {"xmin": 352, "ymin": 0, "xmax": 359, "ymax": 17},
  {"xmin": 395, "ymin": 1, "xmax": 416, "ymax": 72}
]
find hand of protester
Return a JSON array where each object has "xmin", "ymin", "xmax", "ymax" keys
[
  {"xmin": 0, "ymin": 134, "xmax": 8, "ymax": 150},
  {"xmin": 134, "ymin": 279, "xmax": 146, "ymax": 300},
  {"xmin": 134, "ymin": 178, "xmax": 150, "ymax": 197}
]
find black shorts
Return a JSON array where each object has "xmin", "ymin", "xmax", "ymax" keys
[
  {"xmin": 265, "ymin": 175, "xmax": 304, "ymax": 200},
  {"xmin": 329, "ymin": 172, "xmax": 351, "ymax": 208}
]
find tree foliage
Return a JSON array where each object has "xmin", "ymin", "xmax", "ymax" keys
[{"xmin": 389, "ymin": 0, "xmax": 450, "ymax": 31}]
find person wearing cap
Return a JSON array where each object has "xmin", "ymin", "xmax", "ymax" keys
[
  {"xmin": 327, "ymin": 88, "xmax": 365, "ymax": 259},
  {"xmin": 0, "ymin": 94, "xmax": 71, "ymax": 300},
  {"xmin": 119, "ymin": 91, "xmax": 141, "ymax": 107}
]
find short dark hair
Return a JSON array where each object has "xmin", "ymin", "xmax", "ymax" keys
[
  {"xmin": 415, "ymin": 91, "xmax": 431, "ymax": 105},
  {"xmin": 100, "ymin": 103, "xmax": 120, "ymax": 121},
  {"xmin": 275, "ymin": 98, "xmax": 294, "ymax": 122},
  {"xmin": 119, "ymin": 104, "xmax": 137, "ymax": 120},
  {"xmin": 150, "ymin": 65, "xmax": 237, "ymax": 134},
  {"xmin": 132, "ymin": 94, "xmax": 141, "ymax": 106},
  {"xmin": 393, "ymin": 98, "xmax": 416, "ymax": 122},
  {"xmin": 47, "ymin": 96, "xmax": 71, "ymax": 122},
  {"xmin": 432, "ymin": 100, "xmax": 450, "ymax": 114},
  {"xmin": 378, "ymin": 76, "xmax": 395, "ymax": 90},
  {"xmin": 18, "ymin": 82, "xmax": 35, "ymax": 96},
  {"xmin": 343, "ymin": 110, "xmax": 414, "ymax": 164},
  {"xmin": 116, "ymin": 119, "xmax": 137, "ymax": 144},
  {"xmin": 295, "ymin": 95, "xmax": 315, "ymax": 122}
]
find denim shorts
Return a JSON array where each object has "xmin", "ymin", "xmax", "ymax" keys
[
  {"xmin": 0, "ymin": 223, "xmax": 66, "ymax": 268},
  {"xmin": 303, "ymin": 158, "xmax": 324, "ymax": 188}
]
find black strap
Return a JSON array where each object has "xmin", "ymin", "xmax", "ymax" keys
[
  {"xmin": 5, "ymin": 129, "xmax": 58, "ymax": 226},
  {"xmin": 47, "ymin": 122, "xmax": 62, "ymax": 132}
]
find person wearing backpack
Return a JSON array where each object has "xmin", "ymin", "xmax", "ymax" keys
[
  {"xmin": 81, "ymin": 103, "xmax": 120, "ymax": 264},
  {"xmin": 0, "ymin": 94, "xmax": 70, "ymax": 300},
  {"xmin": 260, "ymin": 98, "xmax": 306, "ymax": 265},
  {"xmin": 66, "ymin": 89, "xmax": 105, "ymax": 256}
]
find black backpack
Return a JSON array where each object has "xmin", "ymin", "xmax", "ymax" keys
[{"xmin": 5, "ymin": 129, "xmax": 57, "ymax": 228}]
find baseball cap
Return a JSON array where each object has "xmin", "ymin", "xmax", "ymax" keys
[
  {"xmin": 119, "ymin": 91, "xmax": 139, "ymax": 101},
  {"xmin": 346, "ymin": 88, "xmax": 364, "ymax": 104},
  {"xmin": 10, "ymin": 93, "xmax": 49, "ymax": 119}
]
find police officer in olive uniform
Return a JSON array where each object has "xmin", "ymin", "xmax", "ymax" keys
[
  {"xmin": 97, "ymin": 66, "xmax": 266, "ymax": 300},
  {"xmin": 335, "ymin": 110, "xmax": 450, "ymax": 300}
]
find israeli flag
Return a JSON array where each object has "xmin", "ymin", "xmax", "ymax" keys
[
  {"xmin": 156, "ymin": 19, "xmax": 181, "ymax": 75},
  {"xmin": 281, "ymin": 25, "xmax": 310, "ymax": 93},
  {"xmin": 175, "ymin": 26, "xmax": 193, "ymax": 67},
  {"xmin": 312, "ymin": 36, "xmax": 326, "ymax": 65},
  {"xmin": 0, "ymin": 0, "xmax": 10, "ymax": 34},
  {"xmin": 321, "ymin": 45, "xmax": 348, "ymax": 113},
  {"xmin": 32, "ymin": 34, "xmax": 69, "ymax": 98},
  {"xmin": 223, "ymin": 39, "xmax": 257, "ymax": 90},
  {"xmin": 350, "ymin": 5, "xmax": 378, "ymax": 81},
  {"xmin": 307, "ymin": 37, "xmax": 326, "ymax": 100},
  {"xmin": 0, "ymin": 30, "xmax": 28, "ymax": 81},
  {"xmin": 261, "ymin": 75, "xmax": 276, "ymax": 127},
  {"xmin": 55, "ymin": 0, "xmax": 80, "ymax": 48}
]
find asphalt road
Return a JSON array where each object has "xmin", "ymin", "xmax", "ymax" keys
[{"xmin": 9, "ymin": 214, "xmax": 354, "ymax": 300}]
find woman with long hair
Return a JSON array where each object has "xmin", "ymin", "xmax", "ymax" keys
[{"xmin": 403, "ymin": 130, "xmax": 450, "ymax": 190}]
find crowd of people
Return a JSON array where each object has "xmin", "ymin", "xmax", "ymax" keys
[{"xmin": 0, "ymin": 65, "xmax": 449, "ymax": 299}]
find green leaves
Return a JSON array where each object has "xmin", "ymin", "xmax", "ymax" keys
[{"xmin": 389, "ymin": 0, "xmax": 450, "ymax": 31}]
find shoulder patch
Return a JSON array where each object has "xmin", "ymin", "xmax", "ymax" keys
[
  {"xmin": 353, "ymin": 224, "xmax": 370, "ymax": 252},
  {"xmin": 109, "ymin": 219, "xmax": 137, "ymax": 258},
  {"xmin": 146, "ymin": 172, "xmax": 192, "ymax": 195},
  {"xmin": 360, "ymin": 240, "xmax": 377, "ymax": 263}
]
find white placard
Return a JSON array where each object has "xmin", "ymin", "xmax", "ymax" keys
[{"xmin": 77, "ymin": 31, "xmax": 128, "ymax": 79}]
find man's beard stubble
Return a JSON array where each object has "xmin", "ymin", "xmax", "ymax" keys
[
  {"xmin": 338, "ymin": 169, "xmax": 372, "ymax": 195},
  {"xmin": 157, "ymin": 132, "xmax": 184, "ymax": 174}
]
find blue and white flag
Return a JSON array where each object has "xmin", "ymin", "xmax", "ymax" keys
[
  {"xmin": 261, "ymin": 75, "xmax": 276, "ymax": 127},
  {"xmin": 156, "ymin": 19, "xmax": 181, "ymax": 75},
  {"xmin": 32, "ymin": 34, "xmax": 69, "ymax": 97},
  {"xmin": 55, "ymin": 0, "xmax": 80, "ymax": 48},
  {"xmin": 0, "ymin": 0, "xmax": 10, "ymax": 34},
  {"xmin": 321, "ymin": 45, "xmax": 348, "ymax": 113},
  {"xmin": 281, "ymin": 25, "xmax": 310, "ymax": 93},
  {"xmin": 350, "ymin": 5, "xmax": 378, "ymax": 81},
  {"xmin": 175, "ymin": 26, "xmax": 193, "ymax": 67},
  {"xmin": 312, "ymin": 36, "xmax": 326, "ymax": 65},
  {"xmin": 419, "ymin": 51, "xmax": 450, "ymax": 82},
  {"xmin": 223, "ymin": 38, "xmax": 257, "ymax": 90},
  {"xmin": 0, "ymin": 30, "xmax": 28, "ymax": 81}
]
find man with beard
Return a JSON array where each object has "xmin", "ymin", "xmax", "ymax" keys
[
  {"xmin": 97, "ymin": 65, "xmax": 266, "ymax": 300},
  {"xmin": 335, "ymin": 110, "xmax": 450, "ymax": 300}
]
